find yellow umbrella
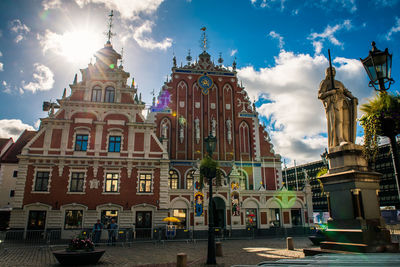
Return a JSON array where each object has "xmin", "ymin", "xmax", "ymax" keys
[{"xmin": 162, "ymin": 217, "xmax": 180, "ymax": 223}]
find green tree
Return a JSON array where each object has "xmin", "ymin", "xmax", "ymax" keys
[{"xmin": 199, "ymin": 156, "xmax": 223, "ymax": 188}]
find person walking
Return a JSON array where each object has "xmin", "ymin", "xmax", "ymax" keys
[
  {"xmin": 92, "ymin": 219, "xmax": 103, "ymax": 245},
  {"xmin": 108, "ymin": 219, "xmax": 118, "ymax": 246}
]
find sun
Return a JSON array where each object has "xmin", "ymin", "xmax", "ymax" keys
[{"xmin": 48, "ymin": 29, "xmax": 104, "ymax": 65}]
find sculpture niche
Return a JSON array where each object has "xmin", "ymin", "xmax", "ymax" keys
[{"xmin": 318, "ymin": 67, "xmax": 358, "ymax": 148}]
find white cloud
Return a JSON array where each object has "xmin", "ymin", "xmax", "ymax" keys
[
  {"xmin": 269, "ymin": 31, "xmax": 285, "ymax": 50},
  {"xmin": 2, "ymin": 81, "xmax": 11, "ymax": 94},
  {"xmin": 308, "ymin": 20, "xmax": 352, "ymax": 54},
  {"xmin": 386, "ymin": 17, "xmax": 400, "ymax": 40},
  {"xmin": 22, "ymin": 63, "xmax": 54, "ymax": 93},
  {"xmin": 42, "ymin": 0, "xmax": 62, "ymax": 10},
  {"xmin": 237, "ymin": 50, "xmax": 367, "ymax": 164},
  {"xmin": 74, "ymin": 0, "xmax": 164, "ymax": 20},
  {"xmin": 230, "ymin": 49, "xmax": 238, "ymax": 57},
  {"xmin": 129, "ymin": 21, "xmax": 172, "ymax": 50},
  {"xmin": 0, "ymin": 119, "xmax": 35, "ymax": 140},
  {"xmin": 34, "ymin": 119, "xmax": 41, "ymax": 130},
  {"xmin": 9, "ymin": 19, "xmax": 30, "ymax": 43}
]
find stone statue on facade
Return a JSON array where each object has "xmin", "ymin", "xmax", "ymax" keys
[
  {"xmin": 318, "ymin": 67, "xmax": 358, "ymax": 148},
  {"xmin": 162, "ymin": 123, "xmax": 168, "ymax": 139},
  {"xmin": 211, "ymin": 117, "xmax": 216, "ymax": 137},
  {"xmin": 194, "ymin": 117, "xmax": 200, "ymax": 144},
  {"xmin": 226, "ymin": 119, "xmax": 232, "ymax": 144}
]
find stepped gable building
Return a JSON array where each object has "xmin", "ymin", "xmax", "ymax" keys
[
  {"xmin": 9, "ymin": 40, "xmax": 170, "ymax": 238},
  {"xmin": 150, "ymin": 45, "xmax": 313, "ymax": 232}
]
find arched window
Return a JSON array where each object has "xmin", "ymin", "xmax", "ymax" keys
[
  {"xmin": 91, "ymin": 86, "xmax": 102, "ymax": 102},
  {"xmin": 169, "ymin": 169, "xmax": 179, "ymax": 189},
  {"xmin": 186, "ymin": 169, "xmax": 195, "ymax": 190},
  {"xmin": 105, "ymin": 86, "xmax": 115, "ymax": 103},
  {"xmin": 239, "ymin": 121, "xmax": 250, "ymax": 154}
]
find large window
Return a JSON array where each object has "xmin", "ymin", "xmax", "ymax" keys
[
  {"xmin": 70, "ymin": 172, "xmax": 85, "ymax": 192},
  {"xmin": 245, "ymin": 209, "xmax": 257, "ymax": 228},
  {"xmin": 64, "ymin": 210, "xmax": 83, "ymax": 229},
  {"xmin": 91, "ymin": 86, "xmax": 102, "ymax": 102},
  {"xmin": 34, "ymin": 172, "xmax": 49, "ymax": 192},
  {"xmin": 105, "ymin": 173, "xmax": 119, "ymax": 192},
  {"xmin": 186, "ymin": 169, "xmax": 195, "ymax": 190},
  {"xmin": 108, "ymin": 136, "xmax": 121, "ymax": 152},
  {"xmin": 139, "ymin": 174, "xmax": 152, "ymax": 193},
  {"xmin": 173, "ymin": 209, "xmax": 187, "ymax": 229},
  {"xmin": 169, "ymin": 170, "xmax": 179, "ymax": 189},
  {"xmin": 105, "ymin": 86, "xmax": 115, "ymax": 103},
  {"xmin": 75, "ymin": 134, "xmax": 88, "ymax": 151}
]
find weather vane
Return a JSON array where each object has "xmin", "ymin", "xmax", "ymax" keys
[
  {"xmin": 200, "ymin": 27, "xmax": 208, "ymax": 52},
  {"xmin": 106, "ymin": 10, "xmax": 115, "ymax": 43}
]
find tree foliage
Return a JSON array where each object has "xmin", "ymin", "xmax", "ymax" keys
[
  {"xmin": 359, "ymin": 92, "xmax": 400, "ymax": 162},
  {"xmin": 199, "ymin": 156, "xmax": 223, "ymax": 189}
]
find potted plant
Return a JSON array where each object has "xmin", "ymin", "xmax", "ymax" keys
[{"xmin": 52, "ymin": 234, "xmax": 105, "ymax": 265}]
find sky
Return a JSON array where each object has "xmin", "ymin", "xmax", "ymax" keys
[{"xmin": 0, "ymin": 0, "xmax": 399, "ymax": 166}]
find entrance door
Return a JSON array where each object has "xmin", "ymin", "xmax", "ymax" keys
[
  {"xmin": 136, "ymin": 211, "xmax": 152, "ymax": 239},
  {"xmin": 212, "ymin": 197, "xmax": 226, "ymax": 233},
  {"xmin": 27, "ymin": 210, "xmax": 46, "ymax": 240}
]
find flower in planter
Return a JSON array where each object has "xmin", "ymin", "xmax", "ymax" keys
[{"xmin": 67, "ymin": 235, "xmax": 95, "ymax": 252}]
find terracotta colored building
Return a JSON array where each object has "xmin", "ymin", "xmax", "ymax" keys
[{"xmin": 9, "ymin": 35, "xmax": 313, "ymax": 238}]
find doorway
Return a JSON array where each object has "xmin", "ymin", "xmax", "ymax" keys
[
  {"xmin": 135, "ymin": 211, "xmax": 152, "ymax": 238},
  {"xmin": 27, "ymin": 210, "xmax": 46, "ymax": 240},
  {"xmin": 212, "ymin": 197, "xmax": 226, "ymax": 230}
]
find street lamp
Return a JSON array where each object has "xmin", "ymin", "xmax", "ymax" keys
[
  {"xmin": 360, "ymin": 41, "xmax": 394, "ymax": 92},
  {"xmin": 360, "ymin": 42, "xmax": 400, "ymax": 205},
  {"xmin": 203, "ymin": 132, "xmax": 217, "ymax": 264}
]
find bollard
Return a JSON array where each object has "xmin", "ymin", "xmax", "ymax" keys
[
  {"xmin": 216, "ymin": 242, "xmax": 223, "ymax": 257},
  {"xmin": 177, "ymin": 253, "xmax": 187, "ymax": 267},
  {"xmin": 286, "ymin": 237, "xmax": 294, "ymax": 250}
]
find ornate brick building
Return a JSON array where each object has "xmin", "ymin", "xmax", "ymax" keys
[{"xmin": 149, "ymin": 45, "xmax": 313, "ymax": 232}]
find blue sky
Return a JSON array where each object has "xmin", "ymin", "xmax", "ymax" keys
[{"xmin": 0, "ymin": 0, "xmax": 399, "ymax": 165}]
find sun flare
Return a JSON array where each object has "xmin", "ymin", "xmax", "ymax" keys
[{"xmin": 42, "ymin": 28, "xmax": 104, "ymax": 65}]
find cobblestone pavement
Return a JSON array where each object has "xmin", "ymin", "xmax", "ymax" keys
[{"xmin": 0, "ymin": 237, "xmax": 314, "ymax": 267}]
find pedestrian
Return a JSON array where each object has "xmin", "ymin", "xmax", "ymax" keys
[
  {"xmin": 107, "ymin": 219, "xmax": 118, "ymax": 246},
  {"xmin": 92, "ymin": 219, "xmax": 103, "ymax": 245}
]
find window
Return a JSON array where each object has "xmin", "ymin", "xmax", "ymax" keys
[
  {"xmin": 34, "ymin": 172, "xmax": 49, "ymax": 192},
  {"xmin": 172, "ymin": 209, "xmax": 187, "ymax": 229},
  {"xmin": 169, "ymin": 170, "xmax": 179, "ymax": 189},
  {"xmin": 70, "ymin": 172, "xmax": 85, "ymax": 192},
  {"xmin": 91, "ymin": 86, "xmax": 102, "ymax": 102},
  {"xmin": 75, "ymin": 135, "xmax": 88, "ymax": 151},
  {"xmin": 186, "ymin": 169, "xmax": 195, "ymax": 190},
  {"xmin": 245, "ymin": 209, "xmax": 257, "ymax": 228},
  {"xmin": 13, "ymin": 170, "xmax": 18, "ymax": 177},
  {"xmin": 101, "ymin": 210, "xmax": 118, "ymax": 228},
  {"xmin": 105, "ymin": 86, "xmax": 115, "ymax": 103},
  {"xmin": 105, "ymin": 173, "xmax": 119, "ymax": 192},
  {"xmin": 108, "ymin": 136, "xmax": 121, "ymax": 152},
  {"xmin": 64, "ymin": 210, "xmax": 83, "ymax": 229},
  {"xmin": 10, "ymin": 190, "xmax": 15, "ymax": 197},
  {"xmin": 139, "ymin": 174, "xmax": 152, "ymax": 193}
]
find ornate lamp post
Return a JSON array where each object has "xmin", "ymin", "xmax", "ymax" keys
[
  {"xmin": 360, "ymin": 41, "xmax": 400, "ymax": 204},
  {"xmin": 202, "ymin": 133, "xmax": 217, "ymax": 265}
]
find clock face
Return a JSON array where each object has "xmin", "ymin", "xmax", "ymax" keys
[{"xmin": 197, "ymin": 73, "xmax": 213, "ymax": 95}]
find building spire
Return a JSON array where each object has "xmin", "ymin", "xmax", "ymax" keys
[
  {"xmin": 106, "ymin": 10, "xmax": 115, "ymax": 44},
  {"xmin": 200, "ymin": 27, "xmax": 208, "ymax": 52}
]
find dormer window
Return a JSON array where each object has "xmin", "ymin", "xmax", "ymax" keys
[
  {"xmin": 105, "ymin": 86, "xmax": 115, "ymax": 103},
  {"xmin": 91, "ymin": 86, "xmax": 102, "ymax": 102}
]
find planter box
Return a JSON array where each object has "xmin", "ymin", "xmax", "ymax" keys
[{"xmin": 53, "ymin": 249, "xmax": 105, "ymax": 265}]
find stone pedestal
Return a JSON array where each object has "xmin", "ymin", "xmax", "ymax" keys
[{"xmin": 319, "ymin": 144, "xmax": 392, "ymax": 252}]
